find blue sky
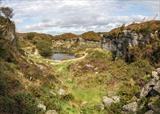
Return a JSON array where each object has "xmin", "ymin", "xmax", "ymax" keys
[{"xmin": 0, "ymin": 0, "xmax": 160, "ymax": 35}]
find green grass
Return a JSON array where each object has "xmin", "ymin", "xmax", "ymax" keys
[{"xmin": 72, "ymin": 87, "xmax": 105, "ymax": 104}]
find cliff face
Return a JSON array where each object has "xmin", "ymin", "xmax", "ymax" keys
[
  {"xmin": 0, "ymin": 16, "xmax": 17, "ymax": 46},
  {"xmin": 0, "ymin": 16, "xmax": 19, "ymax": 63},
  {"xmin": 101, "ymin": 20, "xmax": 160, "ymax": 64}
]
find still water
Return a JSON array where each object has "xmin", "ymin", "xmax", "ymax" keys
[{"xmin": 51, "ymin": 53, "xmax": 76, "ymax": 60}]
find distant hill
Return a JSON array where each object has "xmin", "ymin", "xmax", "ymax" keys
[
  {"xmin": 54, "ymin": 33, "xmax": 77, "ymax": 40},
  {"xmin": 80, "ymin": 31, "xmax": 101, "ymax": 41}
]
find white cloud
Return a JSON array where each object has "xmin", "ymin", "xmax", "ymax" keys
[{"xmin": 0, "ymin": 0, "xmax": 159, "ymax": 34}]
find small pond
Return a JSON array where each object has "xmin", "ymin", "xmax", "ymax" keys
[{"xmin": 51, "ymin": 53, "xmax": 76, "ymax": 60}]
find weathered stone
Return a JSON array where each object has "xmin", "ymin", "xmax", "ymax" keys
[
  {"xmin": 157, "ymin": 68, "xmax": 160, "ymax": 76},
  {"xmin": 85, "ymin": 64, "xmax": 94, "ymax": 68},
  {"xmin": 153, "ymin": 80, "xmax": 160, "ymax": 94},
  {"xmin": 111, "ymin": 96, "xmax": 120, "ymax": 103},
  {"xmin": 144, "ymin": 110, "xmax": 154, "ymax": 114},
  {"xmin": 140, "ymin": 79, "xmax": 157, "ymax": 98},
  {"xmin": 45, "ymin": 110, "xmax": 58, "ymax": 114},
  {"xmin": 37, "ymin": 103, "xmax": 46, "ymax": 111},
  {"xmin": 57, "ymin": 88, "xmax": 66, "ymax": 96},
  {"xmin": 102, "ymin": 96, "xmax": 114, "ymax": 107},
  {"xmin": 122, "ymin": 102, "xmax": 138, "ymax": 113},
  {"xmin": 152, "ymin": 71, "xmax": 159, "ymax": 80}
]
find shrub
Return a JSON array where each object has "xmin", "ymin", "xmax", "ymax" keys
[
  {"xmin": 105, "ymin": 103, "xmax": 123, "ymax": 114},
  {"xmin": 86, "ymin": 48, "xmax": 112, "ymax": 60},
  {"xmin": 0, "ymin": 96, "xmax": 16, "ymax": 113},
  {"xmin": 0, "ymin": 80, "xmax": 7, "ymax": 96},
  {"xmin": 13, "ymin": 92, "xmax": 40, "ymax": 114},
  {"xmin": 35, "ymin": 40, "xmax": 53, "ymax": 57},
  {"xmin": 42, "ymin": 95, "xmax": 62, "ymax": 111},
  {"xmin": 27, "ymin": 33, "xmax": 35, "ymax": 40},
  {"xmin": 61, "ymin": 93, "xmax": 74, "ymax": 101}
]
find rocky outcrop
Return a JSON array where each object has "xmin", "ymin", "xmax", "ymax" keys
[
  {"xmin": 139, "ymin": 68, "xmax": 160, "ymax": 114},
  {"xmin": 0, "ymin": 16, "xmax": 17, "ymax": 47},
  {"xmin": 121, "ymin": 68, "xmax": 160, "ymax": 114},
  {"xmin": 101, "ymin": 27, "xmax": 160, "ymax": 61},
  {"xmin": 140, "ymin": 68, "xmax": 160, "ymax": 98}
]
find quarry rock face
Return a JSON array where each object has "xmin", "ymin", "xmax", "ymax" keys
[{"xmin": 101, "ymin": 29, "xmax": 159, "ymax": 61}]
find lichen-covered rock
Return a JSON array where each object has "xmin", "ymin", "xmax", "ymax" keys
[
  {"xmin": 111, "ymin": 96, "xmax": 120, "ymax": 103},
  {"xmin": 152, "ymin": 71, "xmax": 159, "ymax": 80},
  {"xmin": 102, "ymin": 96, "xmax": 114, "ymax": 107},
  {"xmin": 102, "ymin": 96, "xmax": 120, "ymax": 107},
  {"xmin": 140, "ymin": 79, "xmax": 156, "ymax": 98},
  {"xmin": 122, "ymin": 102, "xmax": 138, "ymax": 113},
  {"xmin": 37, "ymin": 103, "xmax": 46, "ymax": 111},
  {"xmin": 153, "ymin": 80, "xmax": 160, "ymax": 94},
  {"xmin": 57, "ymin": 88, "xmax": 66, "ymax": 96},
  {"xmin": 157, "ymin": 68, "xmax": 160, "ymax": 76}
]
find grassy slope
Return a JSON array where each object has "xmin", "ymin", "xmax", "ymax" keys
[{"xmin": 50, "ymin": 48, "xmax": 153, "ymax": 114}]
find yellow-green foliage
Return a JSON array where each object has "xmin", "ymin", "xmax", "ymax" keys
[
  {"xmin": 81, "ymin": 31, "xmax": 101, "ymax": 41},
  {"xmin": 54, "ymin": 33, "xmax": 77, "ymax": 40}
]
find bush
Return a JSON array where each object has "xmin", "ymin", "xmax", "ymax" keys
[
  {"xmin": 0, "ymin": 96, "xmax": 16, "ymax": 113},
  {"xmin": 86, "ymin": 48, "xmax": 112, "ymax": 60},
  {"xmin": 13, "ymin": 92, "xmax": 40, "ymax": 114},
  {"xmin": 35, "ymin": 40, "xmax": 53, "ymax": 57},
  {"xmin": 105, "ymin": 103, "xmax": 123, "ymax": 114},
  {"xmin": 61, "ymin": 93, "xmax": 74, "ymax": 101},
  {"xmin": 27, "ymin": 32, "xmax": 35, "ymax": 40},
  {"xmin": 0, "ymin": 80, "xmax": 7, "ymax": 96},
  {"xmin": 43, "ymin": 96, "xmax": 62, "ymax": 111}
]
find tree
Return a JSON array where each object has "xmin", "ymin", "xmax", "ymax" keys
[{"xmin": 0, "ymin": 7, "xmax": 13, "ymax": 19}]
